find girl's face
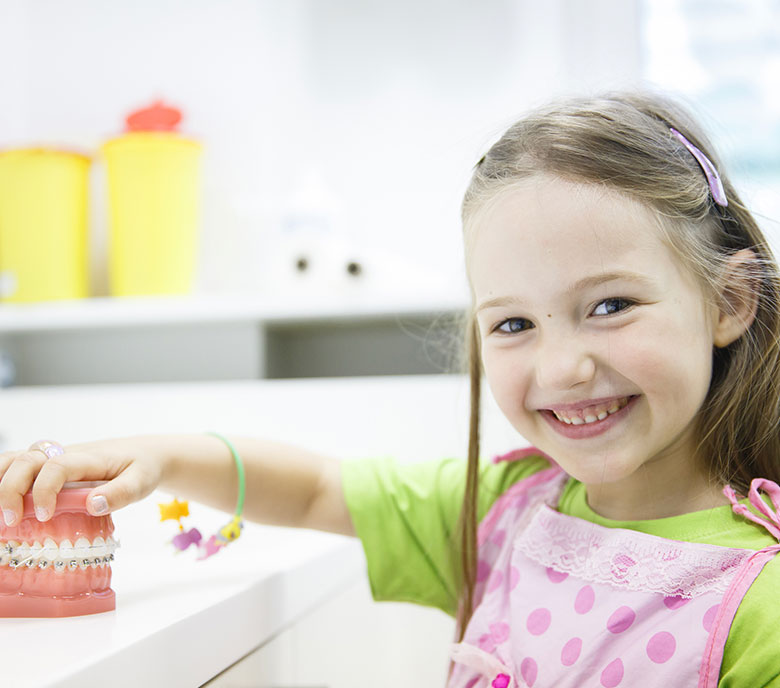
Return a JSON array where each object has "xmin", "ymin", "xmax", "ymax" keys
[{"xmin": 470, "ymin": 175, "xmax": 721, "ymax": 517}]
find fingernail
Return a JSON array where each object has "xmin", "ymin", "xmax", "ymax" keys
[
  {"xmin": 91, "ymin": 495, "xmax": 109, "ymax": 515},
  {"xmin": 35, "ymin": 507, "xmax": 49, "ymax": 522},
  {"xmin": 3, "ymin": 509, "xmax": 16, "ymax": 526}
]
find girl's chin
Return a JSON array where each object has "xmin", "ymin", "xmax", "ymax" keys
[
  {"xmin": 511, "ymin": 426, "xmax": 645, "ymax": 486},
  {"xmin": 551, "ymin": 456, "xmax": 639, "ymax": 488}
]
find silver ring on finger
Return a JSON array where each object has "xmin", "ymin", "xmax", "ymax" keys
[{"xmin": 28, "ymin": 440, "xmax": 65, "ymax": 461}]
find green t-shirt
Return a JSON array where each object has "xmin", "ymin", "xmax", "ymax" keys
[{"xmin": 342, "ymin": 454, "xmax": 780, "ymax": 687}]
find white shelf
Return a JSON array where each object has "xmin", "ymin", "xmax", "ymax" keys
[
  {"xmin": 0, "ymin": 291, "xmax": 468, "ymax": 333},
  {"xmin": 0, "ymin": 292, "xmax": 468, "ymax": 384}
]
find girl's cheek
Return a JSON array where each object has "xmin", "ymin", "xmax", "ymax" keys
[
  {"xmin": 483, "ymin": 356, "xmax": 530, "ymax": 417},
  {"xmin": 481, "ymin": 348, "xmax": 515, "ymax": 386}
]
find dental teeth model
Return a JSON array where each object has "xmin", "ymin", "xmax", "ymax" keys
[
  {"xmin": 0, "ymin": 482, "xmax": 117, "ymax": 617},
  {"xmin": 0, "ymin": 536, "xmax": 118, "ymax": 570}
]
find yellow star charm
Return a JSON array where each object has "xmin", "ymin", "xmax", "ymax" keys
[{"xmin": 158, "ymin": 498, "xmax": 190, "ymax": 523}]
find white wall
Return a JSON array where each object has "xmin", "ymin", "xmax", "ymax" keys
[
  {"xmin": 640, "ymin": 0, "xmax": 780, "ymax": 257},
  {"xmin": 0, "ymin": 0, "xmax": 642, "ymax": 299}
]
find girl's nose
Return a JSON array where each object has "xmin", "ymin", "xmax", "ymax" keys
[{"xmin": 533, "ymin": 335, "xmax": 596, "ymax": 391}]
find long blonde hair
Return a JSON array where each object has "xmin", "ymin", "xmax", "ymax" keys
[{"xmin": 454, "ymin": 90, "xmax": 780, "ymax": 639}]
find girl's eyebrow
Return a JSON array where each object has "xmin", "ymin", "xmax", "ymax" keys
[{"xmin": 476, "ymin": 270, "xmax": 654, "ymax": 312}]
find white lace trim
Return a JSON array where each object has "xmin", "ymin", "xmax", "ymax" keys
[{"xmin": 516, "ymin": 505, "xmax": 753, "ymax": 599}]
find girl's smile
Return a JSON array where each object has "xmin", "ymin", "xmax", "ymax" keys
[
  {"xmin": 540, "ymin": 393, "xmax": 641, "ymax": 439},
  {"xmin": 470, "ymin": 174, "xmax": 729, "ymax": 520}
]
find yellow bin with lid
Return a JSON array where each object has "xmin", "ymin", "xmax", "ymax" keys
[
  {"xmin": 102, "ymin": 101, "xmax": 202, "ymax": 297},
  {"xmin": 0, "ymin": 148, "xmax": 90, "ymax": 302}
]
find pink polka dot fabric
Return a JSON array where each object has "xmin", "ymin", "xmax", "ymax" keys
[{"xmin": 447, "ymin": 462, "xmax": 767, "ymax": 688}]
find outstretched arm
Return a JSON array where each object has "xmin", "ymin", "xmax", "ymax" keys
[{"xmin": 0, "ymin": 434, "xmax": 356, "ymax": 536}]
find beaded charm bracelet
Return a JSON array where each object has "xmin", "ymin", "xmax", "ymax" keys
[{"xmin": 158, "ymin": 432, "xmax": 245, "ymax": 560}]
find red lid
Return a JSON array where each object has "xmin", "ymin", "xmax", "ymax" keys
[{"xmin": 125, "ymin": 100, "xmax": 182, "ymax": 132}]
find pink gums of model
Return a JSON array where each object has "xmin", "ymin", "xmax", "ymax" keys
[{"xmin": 0, "ymin": 482, "xmax": 117, "ymax": 617}]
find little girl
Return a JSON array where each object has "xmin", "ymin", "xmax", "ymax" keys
[{"xmin": 2, "ymin": 90, "xmax": 780, "ymax": 687}]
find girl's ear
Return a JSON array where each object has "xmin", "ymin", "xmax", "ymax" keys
[{"xmin": 713, "ymin": 248, "xmax": 760, "ymax": 348}]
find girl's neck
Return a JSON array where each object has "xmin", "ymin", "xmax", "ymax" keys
[{"xmin": 584, "ymin": 458, "xmax": 729, "ymax": 521}]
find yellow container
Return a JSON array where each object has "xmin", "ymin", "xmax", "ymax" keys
[
  {"xmin": 0, "ymin": 148, "xmax": 90, "ymax": 302},
  {"xmin": 102, "ymin": 132, "xmax": 202, "ymax": 297}
]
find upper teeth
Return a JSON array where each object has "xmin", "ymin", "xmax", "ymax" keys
[
  {"xmin": 0, "ymin": 536, "xmax": 118, "ymax": 570},
  {"xmin": 552, "ymin": 397, "xmax": 632, "ymax": 425}
]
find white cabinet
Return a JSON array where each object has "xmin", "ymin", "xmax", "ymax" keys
[
  {"xmin": 0, "ymin": 295, "xmax": 466, "ymax": 385},
  {"xmin": 204, "ymin": 577, "xmax": 454, "ymax": 688}
]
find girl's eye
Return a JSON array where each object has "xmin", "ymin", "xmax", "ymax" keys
[
  {"xmin": 592, "ymin": 297, "xmax": 635, "ymax": 316},
  {"xmin": 494, "ymin": 318, "xmax": 532, "ymax": 334},
  {"xmin": 491, "ymin": 298, "xmax": 635, "ymax": 335}
]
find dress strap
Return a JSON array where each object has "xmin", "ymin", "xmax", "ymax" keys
[
  {"xmin": 698, "ymin": 543, "xmax": 780, "ymax": 687},
  {"xmin": 723, "ymin": 478, "xmax": 780, "ymax": 540},
  {"xmin": 698, "ymin": 478, "xmax": 780, "ymax": 686},
  {"xmin": 477, "ymin": 466, "xmax": 567, "ymax": 548}
]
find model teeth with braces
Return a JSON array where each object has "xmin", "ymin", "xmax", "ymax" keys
[
  {"xmin": 0, "ymin": 536, "xmax": 119, "ymax": 571},
  {"xmin": 0, "ymin": 481, "xmax": 118, "ymax": 617}
]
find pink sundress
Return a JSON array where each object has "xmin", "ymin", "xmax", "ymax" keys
[{"xmin": 448, "ymin": 448, "xmax": 780, "ymax": 688}]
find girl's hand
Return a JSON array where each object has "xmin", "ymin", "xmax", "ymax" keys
[{"xmin": 0, "ymin": 437, "xmax": 166, "ymax": 526}]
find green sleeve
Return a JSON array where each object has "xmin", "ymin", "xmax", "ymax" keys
[
  {"xmin": 340, "ymin": 454, "xmax": 550, "ymax": 617},
  {"xmin": 719, "ymin": 555, "xmax": 780, "ymax": 687}
]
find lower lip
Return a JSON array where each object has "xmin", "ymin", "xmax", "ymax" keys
[{"xmin": 540, "ymin": 395, "xmax": 640, "ymax": 439}]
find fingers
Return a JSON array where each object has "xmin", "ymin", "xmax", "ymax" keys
[
  {"xmin": 85, "ymin": 462, "xmax": 160, "ymax": 517},
  {"xmin": 0, "ymin": 450, "xmax": 48, "ymax": 525},
  {"xmin": 0, "ymin": 448, "xmax": 125, "ymax": 525},
  {"xmin": 29, "ymin": 449, "xmax": 121, "ymax": 521},
  {"xmin": 32, "ymin": 450, "xmax": 161, "ymax": 518},
  {"xmin": 0, "ymin": 441, "xmax": 163, "ymax": 525}
]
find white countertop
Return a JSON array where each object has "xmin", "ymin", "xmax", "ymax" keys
[
  {"xmin": 0, "ymin": 291, "xmax": 467, "ymax": 333},
  {"xmin": 0, "ymin": 375, "xmax": 521, "ymax": 686},
  {"xmin": 2, "ymin": 500, "xmax": 362, "ymax": 687}
]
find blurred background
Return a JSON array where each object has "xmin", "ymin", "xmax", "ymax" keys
[
  {"xmin": 1, "ymin": 2, "xmax": 779, "ymax": 685},
  {"xmin": 0, "ymin": 0, "xmax": 778, "ymax": 386}
]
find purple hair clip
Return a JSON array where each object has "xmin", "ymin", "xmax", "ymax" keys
[{"xmin": 669, "ymin": 127, "xmax": 728, "ymax": 207}]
